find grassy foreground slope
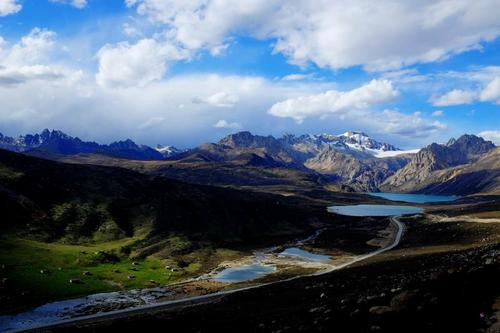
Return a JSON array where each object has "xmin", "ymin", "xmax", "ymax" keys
[{"xmin": 0, "ymin": 149, "xmax": 333, "ymax": 313}]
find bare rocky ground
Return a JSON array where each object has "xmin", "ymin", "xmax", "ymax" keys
[{"xmin": 41, "ymin": 200, "xmax": 500, "ymax": 333}]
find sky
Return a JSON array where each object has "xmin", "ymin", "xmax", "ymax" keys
[{"xmin": 0, "ymin": 0, "xmax": 499, "ymax": 149}]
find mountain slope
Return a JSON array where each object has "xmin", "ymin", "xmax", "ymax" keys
[
  {"xmin": 381, "ymin": 135, "xmax": 496, "ymax": 193},
  {"xmin": 0, "ymin": 148, "xmax": 327, "ymax": 245},
  {"xmin": 304, "ymin": 146, "xmax": 411, "ymax": 191},
  {"xmin": 415, "ymin": 147, "xmax": 500, "ymax": 195}
]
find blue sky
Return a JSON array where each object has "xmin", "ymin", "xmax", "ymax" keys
[{"xmin": 0, "ymin": 0, "xmax": 499, "ymax": 149}]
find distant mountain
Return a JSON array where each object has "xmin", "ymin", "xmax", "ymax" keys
[
  {"xmin": 155, "ymin": 145, "xmax": 185, "ymax": 159},
  {"xmin": 304, "ymin": 146, "xmax": 411, "ymax": 191},
  {"xmin": 170, "ymin": 131, "xmax": 413, "ymax": 191},
  {"xmin": 415, "ymin": 147, "xmax": 500, "ymax": 195},
  {"xmin": 0, "ymin": 129, "xmax": 164, "ymax": 161},
  {"xmin": 176, "ymin": 130, "xmax": 407, "ymax": 165},
  {"xmin": 381, "ymin": 134, "xmax": 496, "ymax": 193},
  {"xmin": 279, "ymin": 131, "xmax": 404, "ymax": 159},
  {"xmin": 4, "ymin": 129, "xmax": 495, "ymax": 195},
  {"xmin": 175, "ymin": 131, "xmax": 301, "ymax": 166}
]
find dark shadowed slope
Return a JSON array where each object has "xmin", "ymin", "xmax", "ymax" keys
[{"xmin": 0, "ymin": 148, "xmax": 330, "ymax": 245}]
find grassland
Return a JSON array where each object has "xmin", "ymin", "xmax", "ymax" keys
[{"xmin": 0, "ymin": 234, "xmax": 243, "ymax": 314}]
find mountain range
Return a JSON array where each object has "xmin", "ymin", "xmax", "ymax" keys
[
  {"xmin": 0, "ymin": 129, "xmax": 165, "ymax": 161},
  {"xmin": 0, "ymin": 129, "xmax": 497, "ymax": 195}
]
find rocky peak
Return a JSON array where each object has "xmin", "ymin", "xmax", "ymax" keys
[
  {"xmin": 448, "ymin": 134, "xmax": 495, "ymax": 153},
  {"xmin": 381, "ymin": 134, "xmax": 496, "ymax": 192},
  {"xmin": 339, "ymin": 131, "xmax": 399, "ymax": 152},
  {"xmin": 0, "ymin": 129, "xmax": 164, "ymax": 160},
  {"xmin": 219, "ymin": 131, "xmax": 281, "ymax": 150},
  {"xmin": 109, "ymin": 139, "xmax": 140, "ymax": 150},
  {"xmin": 155, "ymin": 145, "xmax": 184, "ymax": 158}
]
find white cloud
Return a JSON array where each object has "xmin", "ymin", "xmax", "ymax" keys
[
  {"xmin": 193, "ymin": 91, "xmax": 239, "ymax": 108},
  {"xmin": 432, "ymin": 110, "xmax": 444, "ymax": 117},
  {"xmin": 123, "ymin": 23, "xmax": 141, "ymax": 37},
  {"xmin": 95, "ymin": 38, "xmax": 188, "ymax": 88},
  {"xmin": 0, "ymin": 65, "xmax": 65, "ymax": 85},
  {"xmin": 431, "ymin": 89, "xmax": 477, "ymax": 106},
  {"xmin": 213, "ymin": 120, "xmax": 241, "ymax": 129},
  {"xmin": 7, "ymin": 28, "xmax": 56, "ymax": 65},
  {"xmin": 281, "ymin": 73, "xmax": 315, "ymax": 81},
  {"xmin": 126, "ymin": 0, "xmax": 500, "ymax": 71},
  {"xmin": 0, "ymin": 28, "xmax": 81, "ymax": 86},
  {"xmin": 268, "ymin": 79, "xmax": 399, "ymax": 123},
  {"xmin": 0, "ymin": 0, "xmax": 21, "ymax": 16},
  {"xmin": 49, "ymin": 0, "xmax": 88, "ymax": 9},
  {"xmin": 478, "ymin": 130, "xmax": 500, "ymax": 145},
  {"xmin": 377, "ymin": 110, "xmax": 446, "ymax": 137},
  {"xmin": 479, "ymin": 77, "xmax": 500, "ymax": 104},
  {"xmin": 0, "ymin": 70, "xmax": 447, "ymax": 147},
  {"xmin": 380, "ymin": 69, "xmax": 428, "ymax": 84},
  {"xmin": 429, "ymin": 75, "xmax": 500, "ymax": 106}
]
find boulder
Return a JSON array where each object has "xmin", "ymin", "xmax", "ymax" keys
[
  {"xmin": 390, "ymin": 290, "xmax": 420, "ymax": 311},
  {"xmin": 369, "ymin": 306, "xmax": 393, "ymax": 315}
]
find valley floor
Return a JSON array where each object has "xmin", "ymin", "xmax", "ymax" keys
[{"xmin": 7, "ymin": 197, "xmax": 500, "ymax": 333}]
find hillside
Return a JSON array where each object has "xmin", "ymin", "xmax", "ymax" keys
[
  {"xmin": 381, "ymin": 135, "xmax": 497, "ymax": 194},
  {"xmin": 0, "ymin": 148, "xmax": 333, "ymax": 244},
  {"xmin": 0, "ymin": 148, "xmax": 346, "ymax": 313},
  {"xmin": 415, "ymin": 147, "xmax": 500, "ymax": 195}
]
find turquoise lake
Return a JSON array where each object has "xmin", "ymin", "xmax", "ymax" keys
[{"xmin": 368, "ymin": 192, "xmax": 458, "ymax": 204}]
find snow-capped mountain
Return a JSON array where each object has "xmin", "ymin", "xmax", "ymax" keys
[
  {"xmin": 338, "ymin": 131, "xmax": 398, "ymax": 152},
  {"xmin": 155, "ymin": 145, "xmax": 185, "ymax": 158},
  {"xmin": 281, "ymin": 131, "xmax": 415, "ymax": 158}
]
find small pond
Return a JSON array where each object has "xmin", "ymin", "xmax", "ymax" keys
[
  {"xmin": 328, "ymin": 204, "xmax": 423, "ymax": 217},
  {"xmin": 279, "ymin": 247, "xmax": 330, "ymax": 262},
  {"xmin": 213, "ymin": 264, "xmax": 276, "ymax": 283}
]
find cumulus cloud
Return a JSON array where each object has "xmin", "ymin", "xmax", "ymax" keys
[
  {"xmin": 432, "ymin": 110, "xmax": 444, "ymax": 117},
  {"xmin": 376, "ymin": 110, "xmax": 446, "ymax": 137},
  {"xmin": 430, "ymin": 76, "xmax": 500, "ymax": 106},
  {"xmin": 478, "ymin": 130, "xmax": 500, "ymax": 145},
  {"xmin": 479, "ymin": 77, "xmax": 500, "ymax": 104},
  {"xmin": 0, "ymin": 0, "xmax": 21, "ymax": 16},
  {"xmin": 213, "ymin": 120, "xmax": 241, "ymax": 129},
  {"xmin": 430, "ymin": 89, "xmax": 477, "ymax": 106},
  {"xmin": 126, "ymin": 0, "xmax": 500, "ymax": 71},
  {"xmin": 49, "ymin": 0, "xmax": 88, "ymax": 9},
  {"xmin": 95, "ymin": 38, "xmax": 188, "ymax": 88},
  {"xmin": 0, "ymin": 28, "xmax": 81, "ymax": 86},
  {"xmin": 0, "ymin": 70, "xmax": 448, "ymax": 147},
  {"xmin": 268, "ymin": 79, "xmax": 399, "ymax": 123},
  {"xmin": 193, "ymin": 91, "xmax": 239, "ymax": 107}
]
